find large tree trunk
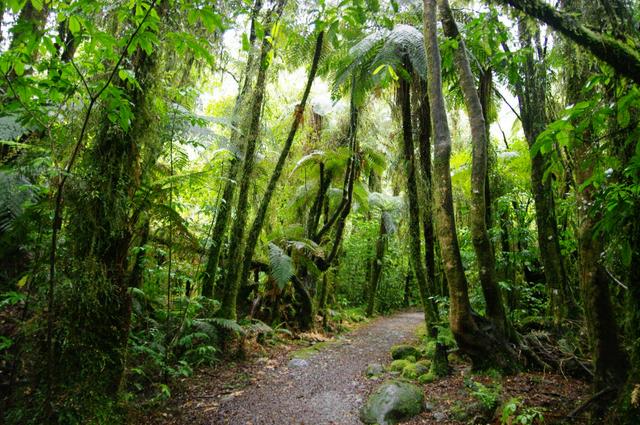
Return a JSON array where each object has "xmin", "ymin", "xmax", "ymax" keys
[
  {"xmin": 438, "ymin": 0, "xmax": 509, "ymax": 337},
  {"xmin": 423, "ymin": 0, "xmax": 518, "ymax": 372},
  {"xmin": 201, "ymin": 0, "xmax": 264, "ymax": 299},
  {"xmin": 562, "ymin": 0, "xmax": 628, "ymax": 409},
  {"xmin": 416, "ymin": 79, "xmax": 437, "ymax": 300},
  {"xmin": 398, "ymin": 74, "xmax": 448, "ymax": 375},
  {"xmin": 220, "ymin": 1, "xmax": 284, "ymax": 320},
  {"xmin": 515, "ymin": 18, "xmax": 573, "ymax": 328}
]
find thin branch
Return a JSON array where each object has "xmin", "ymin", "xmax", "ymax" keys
[
  {"xmin": 493, "ymin": 86, "xmax": 522, "ymax": 123},
  {"xmin": 71, "ymin": 58, "xmax": 93, "ymax": 98}
]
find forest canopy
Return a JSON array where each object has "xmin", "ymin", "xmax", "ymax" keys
[{"xmin": 0, "ymin": 0, "xmax": 639, "ymax": 423}]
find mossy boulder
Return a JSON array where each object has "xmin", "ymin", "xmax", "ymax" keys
[
  {"xmin": 401, "ymin": 362, "xmax": 430, "ymax": 380},
  {"xmin": 389, "ymin": 359, "xmax": 412, "ymax": 372},
  {"xmin": 416, "ymin": 359, "xmax": 431, "ymax": 369},
  {"xmin": 359, "ymin": 380, "xmax": 424, "ymax": 425},
  {"xmin": 366, "ymin": 363, "xmax": 385, "ymax": 377},
  {"xmin": 418, "ymin": 372, "xmax": 436, "ymax": 384},
  {"xmin": 390, "ymin": 344, "xmax": 421, "ymax": 360}
]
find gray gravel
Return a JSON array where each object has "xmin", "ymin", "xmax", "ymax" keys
[{"xmin": 212, "ymin": 311, "xmax": 424, "ymax": 425}]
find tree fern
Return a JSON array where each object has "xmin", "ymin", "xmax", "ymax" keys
[
  {"xmin": 374, "ymin": 24, "xmax": 427, "ymax": 79},
  {"xmin": 268, "ymin": 242, "xmax": 294, "ymax": 290}
]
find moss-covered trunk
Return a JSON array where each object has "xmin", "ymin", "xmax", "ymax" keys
[
  {"xmin": 515, "ymin": 18, "xmax": 573, "ymax": 327},
  {"xmin": 220, "ymin": 0, "xmax": 286, "ymax": 320},
  {"xmin": 398, "ymin": 72, "xmax": 448, "ymax": 375},
  {"xmin": 201, "ymin": 0, "xmax": 264, "ymax": 299},
  {"xmin": 423, "ymin": 0, "xmax": 518, "ymax": 372},
  {"xmin": 237, "ymin": 30, "xmax": 324, "ymax": 305},
  {"xmin": 366, "ymin": 213, "xmax": 388, "ymax": 317}
]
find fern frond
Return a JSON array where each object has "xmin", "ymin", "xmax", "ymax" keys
[
  {"xmin": 268, "ymin": 242, "xmax": 294, "ymax": 290},
  {"xmin": 204, "ymin": 317, "xmax": 245, "ymax": 334}
]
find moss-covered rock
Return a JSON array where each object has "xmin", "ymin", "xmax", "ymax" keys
[
  {"xmin": 418, "ymin": 372, "xmax": 436, "ymax": 384},
  {"xmin": 366, "ymin": 363, "xmax": 384, "ymax": 377},
  {"xmin": 389, "ymin": 359, "xmax": 412, "ymax": 372},
  {"xmin": 390, "ymin": 344, "xmax": 421, "ymax": 360},
  {"xmin": 359, "ymin": 380, "xmax": 424, "ymax": 425},
  {"xmin": 401, "ymin": 362, "xmax": 430, "ymax": 379},
  {"xmin": 416, "ymin": 359, "xmax": 431, "ymax": 369}
]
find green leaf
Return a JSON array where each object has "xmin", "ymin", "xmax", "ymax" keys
[
  {"xmin": 268, "ymin": 243, "xmax": 293, "ymax": 290},
  {"xmin": 69, "ymin": 16, "xmax": 81, "ymax": 35},
  {"xmin": 372, "ymin": 64, "xmax": 385, "ymax": 75},
  {"xmin": 242, "ymin": 33, "xmax": 251, "ymax": 51},
  {"xmin": 14, "ymin": 60, "xmax": 25, "ymax": 77}
]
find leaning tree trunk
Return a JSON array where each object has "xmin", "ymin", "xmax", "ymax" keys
[
  {"xmin": 423, "ymin": 0, "xmax": 518, "ymax": 372},
  {"xmin": 439, "ymin": 0, "xmax": 510, "ymax": 338},
  {"xmin": 237, "ymin": 30, "xmax": 324, "ymax": 305},
  {"xmin": 398, "ymin": 74, "xmax": 449, "ymax": 375},
  {"xmin": 220, "ymin": 0, "xmax": 286, "ymax": 320},
  {"xmin": 201, "ymin": 0, "xmax": 263, "ymax": 298},
  {"xmin": 492, "ymin": 0, "xmax": 640, "ymax": 85},
  {"xmin": 515, "ymin": 17, "xmax": 573, "ymax": 327}
]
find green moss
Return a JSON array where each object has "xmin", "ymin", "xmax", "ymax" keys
[
  {"xmin": 389, "ymin": 359, "xmax": 412, "ymax": 372},
  {"xmin": 390, "ymin": 344, "xmax": 421, "ymax": 360},
  {"xmin": 417, "ymin": 372, "xmax": 436, "ymax": 384},
  {"xmin": 416, "ymin": 359, "xmax": 431, "ymax": 369},
  {"xmin": 401, "ymin": 362, "xmax": 429, "ymax": 379},
  {"xmin": 360, "ymin": 380, "xmax": 424, "ymax": 424},
  {"xmin": 424, "ymin": 340, "xmax": 436, "ymax": 358},
  {"xmin": 290, "ymin": 340, "xmax": 338, "ymax": 359}
]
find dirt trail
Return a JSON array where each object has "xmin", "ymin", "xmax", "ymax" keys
[{"xmin": 211, "ymin": 311, "xmax": 424, "ymax": 425}]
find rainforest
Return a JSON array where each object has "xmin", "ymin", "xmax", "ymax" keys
[{"xmin": 0, "ymin": 0, "xmax": 639, "ymax": 424}]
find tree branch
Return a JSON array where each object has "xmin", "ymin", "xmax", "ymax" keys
[{"xmin": 493, "ymin": 0, "xmax": 640, "ymax": 85}]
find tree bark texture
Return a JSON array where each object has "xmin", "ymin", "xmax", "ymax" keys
[
  {"xmin": 562, "ymin": 0, "xmax": 628, "ymax": 395},
  {"xmin": 237, "ymin": 30, "xmax": 324, "ymax": 307},
  {"xmin": 220, "ymin": 0, "xmax": 285, "ymax": 320},
  {"xmin": 515, "ymin": 18, "xmax": 573, "ymax": 327},
  {"xmin": 439, "ymin": 0, "xmax": 509, "ymax": 336},
  {"xmin": 423, "ymin": 0, "xmax": 518, "ymax": 372},
  {"xmin": 399, "ymin": 74, "xmax": 448, "ymax": 374},
  {"xmin": 201, "ymin": 0, "xmax": 264, "ymax": 298}
]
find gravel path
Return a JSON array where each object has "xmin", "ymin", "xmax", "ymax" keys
[{"xmin": 212, "ymin": 311, "xmax": 424, "ymax": 425}]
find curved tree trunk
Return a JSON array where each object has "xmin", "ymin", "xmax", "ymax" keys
[
  {"xmin": 438, "ymin": 0, "xmax": 510, "ymax": 337},
  {"xmin": 423, "ymin": 0, "xmax": 518, "ymax": 372},
  {"xmin": 493, "ymin": 0, "xmax": 640, "ymax": 85}
]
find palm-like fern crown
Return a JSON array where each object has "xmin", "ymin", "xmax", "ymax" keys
[{"xmin": 333, "ymin": 24, "xmax": 427, "ymax": 98}]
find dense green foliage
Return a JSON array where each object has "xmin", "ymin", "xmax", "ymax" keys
[{"xmin": 1, "ymin": 0, "xmax": 639, "ymax": 423}]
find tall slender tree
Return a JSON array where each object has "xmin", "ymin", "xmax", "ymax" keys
[{"xmin": 423, "ymin": 0, "xmax": 517, "ymax": 371}]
